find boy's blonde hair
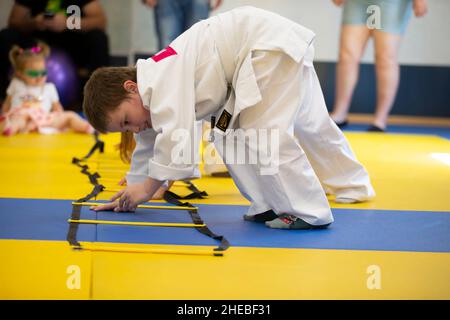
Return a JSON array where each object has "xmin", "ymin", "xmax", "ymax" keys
[
  {"xmin": 9, "ymin": 41, "xmax": 50, "ymax": 72},
  {"xmin": 83, "ymin": 67, "xmax": 137, "ymax": 133}
]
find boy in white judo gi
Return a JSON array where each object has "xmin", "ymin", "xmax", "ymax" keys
[{"xmin": 83, "ymin": 6, "xmax": 375, "ymax": 229}]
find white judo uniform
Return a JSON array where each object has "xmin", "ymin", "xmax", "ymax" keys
[{"xmin": 127, "ymin": 6, "xmax": 375, "ymax": 226}]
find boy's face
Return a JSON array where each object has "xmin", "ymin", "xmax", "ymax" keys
[{"xmin": 106, "ymin": 85, "xmax": 151, "ymax": 133}]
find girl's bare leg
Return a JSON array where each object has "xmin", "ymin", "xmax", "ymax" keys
[
  {"xmin": 53, "ymin": 111, "xmax": 93, "ymax": 133},
  {"xmin": 2, "ymin": 114, "xmax": 28, "ymax": 136}
]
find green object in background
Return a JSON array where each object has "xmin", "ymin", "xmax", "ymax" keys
[
  {"xmin": 25, "ymin": 69, "xmax": 48, "ymax": 78},
  {"xmin": 45, "ymin": 0, "xmax": 66, "ymax": 15}
]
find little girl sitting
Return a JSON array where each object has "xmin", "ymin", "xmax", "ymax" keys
[{"xmin": 0, "ymin": 40, "xmax": 94, "ymax": 136}]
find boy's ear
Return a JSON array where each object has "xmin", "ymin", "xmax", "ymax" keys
[{"xmin": 123, "ymin": 80, "xmax": 138, "ymax": 93}]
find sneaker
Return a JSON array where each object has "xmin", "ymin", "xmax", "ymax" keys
[
  {"xmin": 211, "ymin": 171, "xmax": 231, "ymax": 178},
  {"xmin": 367, "ymin": 125, "xmax": 385, "ymax": 132},
  {"xmin": 265, "ymin": 214, "xmax": 331, "ymax": 230},
  {"xmin": 243, "ymin": 210, "xmax": 278, "ymax": 223},
  {"xmin": 334, "ymin": 120, "xmax": 348, "ymax": 129}
]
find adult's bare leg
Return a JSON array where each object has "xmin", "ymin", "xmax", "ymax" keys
[
  {"xmin": 330, "ymin": 25, "xmax": 371, "ymax": 124},
  {"xmin": 372, "ymin": 30, "xmax": 402, "ymax": 130}
]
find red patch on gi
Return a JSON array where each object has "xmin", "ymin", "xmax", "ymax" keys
[{"xmin": 151, "ymin": 46, "xmax": 177, "ymax": 62}]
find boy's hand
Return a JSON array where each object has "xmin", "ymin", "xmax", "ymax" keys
[
  {"xmin": 89, "ymin": 201, "xmax": 118, "ymax": 212},
  {"xmin": 118, "ymin": 177, "xmax": 127, "ymax": 186},
  {"xmin": 111, "ymin": 182, "xmax": 152, "ymax": 212},
  {"xmin": 91, "ymin": 178, "xmax": 164, "ymax": 212},
  {"xmin": 152, "ymin": 180, "xmax": 174, "ymax": 200}
]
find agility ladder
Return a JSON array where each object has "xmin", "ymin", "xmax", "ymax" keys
[{"xmin": 67, "ymin": 133, "xmax": 229, "ymax": 256}]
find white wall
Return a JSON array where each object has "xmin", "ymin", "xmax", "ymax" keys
[
  {"xmin": 214, "ymin": 0, "xmax": 450, "ymax": 66},
  {"xmin": 0, "ymin": 0, "xmax": 12, "ymax": 30},
  {"xmin": 1, "ymin": 0, "xmax": 449, "ymax": 66}
]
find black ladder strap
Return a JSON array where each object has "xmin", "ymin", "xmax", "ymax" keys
[
  {"xmin": 67, "ymin": 184, "xmax": 104, "ymax": 247},
  {"xmin": 82, "ymin": 132, "xmax": 104, "ymax": 160},
  {"xmin": 67, "ymin": 135, "xmax": 106, "ymax": 247},
  {"xmin": 163, "ymin": 191, "xmax": 230, "ymax": 255},
  {"xmin": 168, "ymin": 180, "xmax": 208, "ymax": 200}
]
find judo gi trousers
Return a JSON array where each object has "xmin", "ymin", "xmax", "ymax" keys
[{"xmin": 214, "ymin": 50, "xmax": 375, "ymax": 226}]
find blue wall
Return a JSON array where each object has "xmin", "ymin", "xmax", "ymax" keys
[{"xmin": 315, "ymin": 62, "xmax": 450, "ymax": 117}]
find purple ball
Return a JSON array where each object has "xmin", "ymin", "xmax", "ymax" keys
[{"xmin": 46, "ymin": 48, "xmax": 79, "ymax": 108}]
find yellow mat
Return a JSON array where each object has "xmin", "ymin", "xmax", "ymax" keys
[
  {"xmin": 1, "ymin": 239, "xmax": 449, "ymax": 300},
  {"xmin": 1, "ymin": 132, "xmax": 449, "ymax": 212},
  {"xmin": 1, "ymin": 132, "xmax": 449, "ymax": 300}
]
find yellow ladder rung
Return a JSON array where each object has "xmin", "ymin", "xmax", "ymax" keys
[
  {"xmin": 98, "ymin": 178, "xmax": 123, "ymax": 182},
  {"xmin": 72, "ymin": 201, "xmax": 197, "ymax": 211},
  {"xmin": 71, "ymin": 244, "xmax": 223, "ymax": 256},
  {"xmin": 97, "ymin": 169, "xmax": 127, "ymax": 173},
  {"xmin": 68, "ymin": 219, "xmax": 204, "ymax": 228},
  {"xmin": 102, "ymin": 188, "xmax": 124, "ymax": 193}
]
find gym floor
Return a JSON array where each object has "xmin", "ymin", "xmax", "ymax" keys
[{"xmin": 0, "ymin": 122, "xmax": 449, "ymax": 299}]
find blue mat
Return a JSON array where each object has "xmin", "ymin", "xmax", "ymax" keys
[
  {"xmin": 1, "ymin": 198, "xmax": 449, "ymax": 253},
  {"xmin": 343, "ymin": 124, "xmax": 450, "ymax": 140}
]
